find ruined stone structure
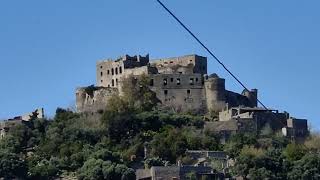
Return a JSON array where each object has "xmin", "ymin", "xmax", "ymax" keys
[
  {"xmin": 0, "ymin": 108, "xmax": 44, "ymax": 139},
  {"xmin": 205, "ymin": 106, "xmax": 308, "ymax": 142},
  {"xmin": 76, "ymin": 54, "xmax": 257, "ymax": 113},
  {"xmin": 136, "ymin": 166, "xmax": 223, "ymax": 180}
]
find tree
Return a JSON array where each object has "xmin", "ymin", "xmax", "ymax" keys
[
  {"xmin": 121, "ymin": 74, "xmax": 160, "ymax": 111},
  {"xmin": 0, "ymin": 150, "xmax": 27, "ymax": 178},
  {"xmin": 144, "ymin": 157, "xmax": 168, "ymax": 168},
  {"xmin": 28, "ymin": 158, "xmax": 59, "ymax": 179},
  {"xmin": 288, "ymin": 153, "xmax": 320, "ymax": 180},
  {"xmin": 283, "ymin": 143, "xmax": 306, "ymax": 162},
  {"xmin": 77, "ymin": 158, "xmax": 135, "ymax": 180}
]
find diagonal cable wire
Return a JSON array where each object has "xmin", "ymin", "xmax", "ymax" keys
[{"xmin": 156, "ymin": 0, "xmax": 268, "ymax": 109}]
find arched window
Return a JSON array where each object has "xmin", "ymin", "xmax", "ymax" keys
[
  {"xmin": 115, "ymin": 67, "xmax": 118, "ymax": 75},
  {"xmin": 111, "ymin": 68, "xmax": 114, "ymax": 75}
]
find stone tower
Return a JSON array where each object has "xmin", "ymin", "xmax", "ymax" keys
[{"xmin": 204, "ymin": 74, "xmax": 226, "ymax": 112}]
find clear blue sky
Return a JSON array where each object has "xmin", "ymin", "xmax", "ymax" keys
[{"xmin": 0, "ymin": 0, "xmax": 319, "ymax": 131}]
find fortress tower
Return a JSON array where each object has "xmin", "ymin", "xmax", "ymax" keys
[{"xmin": 76, "ymin": 54, "xmax": 258, "ymax": 113}]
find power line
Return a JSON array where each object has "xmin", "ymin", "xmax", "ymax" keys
[{"xmin": 155, "ymin": 0, "xmax": 268, "ymax": 110}]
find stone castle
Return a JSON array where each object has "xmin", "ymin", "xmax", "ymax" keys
[{"xmin": 76, "ymin": 54, "xmax": 258, "ymax": 113}]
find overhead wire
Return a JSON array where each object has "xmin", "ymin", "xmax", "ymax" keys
[{"xmin": 155, "ymin": 0, "xmax": 268, "ymax": 110}]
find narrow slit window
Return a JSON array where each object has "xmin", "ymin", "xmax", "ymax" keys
[
  {"xmin": 150, "ymin": 79, "xmax": 154, "ymax": 86},
  {"xmin": 115, "ymin": 68, "xmax": 118, "ymax": 75},
  {"xmin": 177, "ymin": 78, "xmax": 181, "ymax": 85},
  {"xmin": 190, "ymin": 78, "xmax": 194, "ymax": 85},
  {"xmin": 100, "ymin": 72, "xmax": 103, "ymax": 77},
  {"xmin": 107, "ymin": 70, "xmax": 110, "ymax": 74},
  {"xmin": 111, "ymin": 68, "xmax": 114, "ymax": 75},
  {"xmin": 119, "ymin": 67, "xmax": 122, "ymax": 74},
  {"xmin": 163, "ymin": 78, "xmax": 167, "ymax": 86},
  {"xmin": 112, "ymin": 79, "xmax": 114, "ymax": 86}
]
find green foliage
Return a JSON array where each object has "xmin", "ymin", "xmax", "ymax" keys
[
  {"xmin": 283, "ymin": 143, "xmax": 306, "ymax": 162},
  {"xmin": 121, "ymin": 74, "xmax": 159, "ymax": 111},
  {"xmin": 28, "ymin": 158, "xmax": 59, "ymax": 179},
  {"xmin": 287, "ymin": 153, "xmax": 320, "ymax": 179},
  {"xmin": 0, "ymin": 150, "xmax": 27, "ymax": 178},
  {"xmin": 231, "ymin": 147, "xmax": 288, "ymax": 179},
  {"xmin": 224, "ymin": 133, "xmax": 258, "ymax": 158},
  {"xmin": 149, "ymin": 127, "xmax": 221, "ymax": 162},
  {"xmin": 144, "ymin": 157, "xmax": 169, "ymax": 168},
  {"xmin": 77, "ymin": 158, "xmax": 135, "ymax": 180},
  {"xmin": 0, "ymin": 105, "xmax": 317, "ymax": 179}
]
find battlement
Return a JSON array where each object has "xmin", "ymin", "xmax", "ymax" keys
[{"xmin": 77, "ymin": 54, "xmax": 258, "ymax": 113}]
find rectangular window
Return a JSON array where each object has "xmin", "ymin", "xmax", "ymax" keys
[
  {"xmin": 163, "ymin": 78, "xmax": 167, "ymax": 86},
  {"xmin": 107, "ymin": 70, "xmax": 110, "ymax": 74},
  {"xmin": 119, "ymin": 67, "xmax": 122, "ymax": 74},
  {"xmin": 170, "ymin": 78, "xmax": 174, "ymax": 82},
  {"xmin": 187, "ymin": 89, "xmax": 191, "ymax": 95},
  {"xmin": 196, "ymin": 78, "xmax": 198, "ymax": 82},
  {"xmin": 100, "ymin": 72, "xmax": 103, "ymax": 77},
  {"xmin": 177, "ymin": 78, "xmax": 181, "ymax": 85},
  {"xmin": 164, "ymin": 90, "xmax": 168, "ymax": 95},
  {"xmin": 150, "ymin": 79, "xmax": 154, "ymax": 86}
]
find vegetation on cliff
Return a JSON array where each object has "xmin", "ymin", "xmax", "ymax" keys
[{"xmin": 0, "ymin": 77, "xmax": 319, "ymax": 179}]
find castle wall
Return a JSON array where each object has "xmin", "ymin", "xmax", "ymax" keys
[
  {"xmin": 76, "ymin": 87, "xmax": 118, "ymax": 113},
  {"xmin": 151, "ymin": 55, "xmax": 207, "ymax": 74},
  {"xmin": 96, "ymin": 54, "xmax": 150, "ymax": 88},
  {"xmin": 149, "ymin": 74, "xmax": 206, "ymax": 113},
  {"xmin": 77, "ymin": 54, "xmax": 259, "ymax": 114}
]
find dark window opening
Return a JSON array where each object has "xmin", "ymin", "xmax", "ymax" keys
[
  {"xmin": 119, "ymin": 67, "xmax": 122, "ymax": 74},
  {"xmin": 112, "ymin": 79, "xmax": 114, "ymax": 86},
  {"xmin": 163, "ymin": 78, "xmax": 167, "ymax": 86},
  {"xmin": 101, "ymin": 80, "xmax": 103, "ymax": 83},
  {"xmin": 190, "ymin": 78, "xmax": 194, "ymax": 85},
  {"xmin": 196, "ymin": 78, "xmax": 198, "ymax": 82},
  {"xmin": 170, "ymin": 61, "xmax": 173, "ymax": 64},
  {"xmin": 115, "ymin": 68, "xmax": 118, "ymax": 75},
  {"xmin": 164, "ymin": 90, "xmax": 168, "ymax": 95},
  {"xmin": 100, "ymin": 72, "xmax": 103, "ymax": 76},
  {"xmin": 150, "ymin": 79, "xmax": 154, "ymax": 86},
  {"xmin": 116, "ymin": 79, "xmax": 118, "ymax": 86},
  {"xmin": 100, "ymin": 66, "xmax": 103, "ymax": 69},
  {"xmin": 111, "ymin": 68, "xmax": 114, "ymax": 75},
  {"xmin": 107, "ymin": 70, "xmax": 110, "ymax": 74},
  {"xmin": 177, "ymin": 78, "xmax": 181, "ymax": 85},
  {"xmin": 170, "ymin": 78, "xmax": 174, "ymax": 82},
  {"xmin": 179, "ymin": 72, "xmax": 182, "ymax": 74},
  {"xmin": 187, "ymin": 89, "xmax": 191, "ymax": 95}
]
